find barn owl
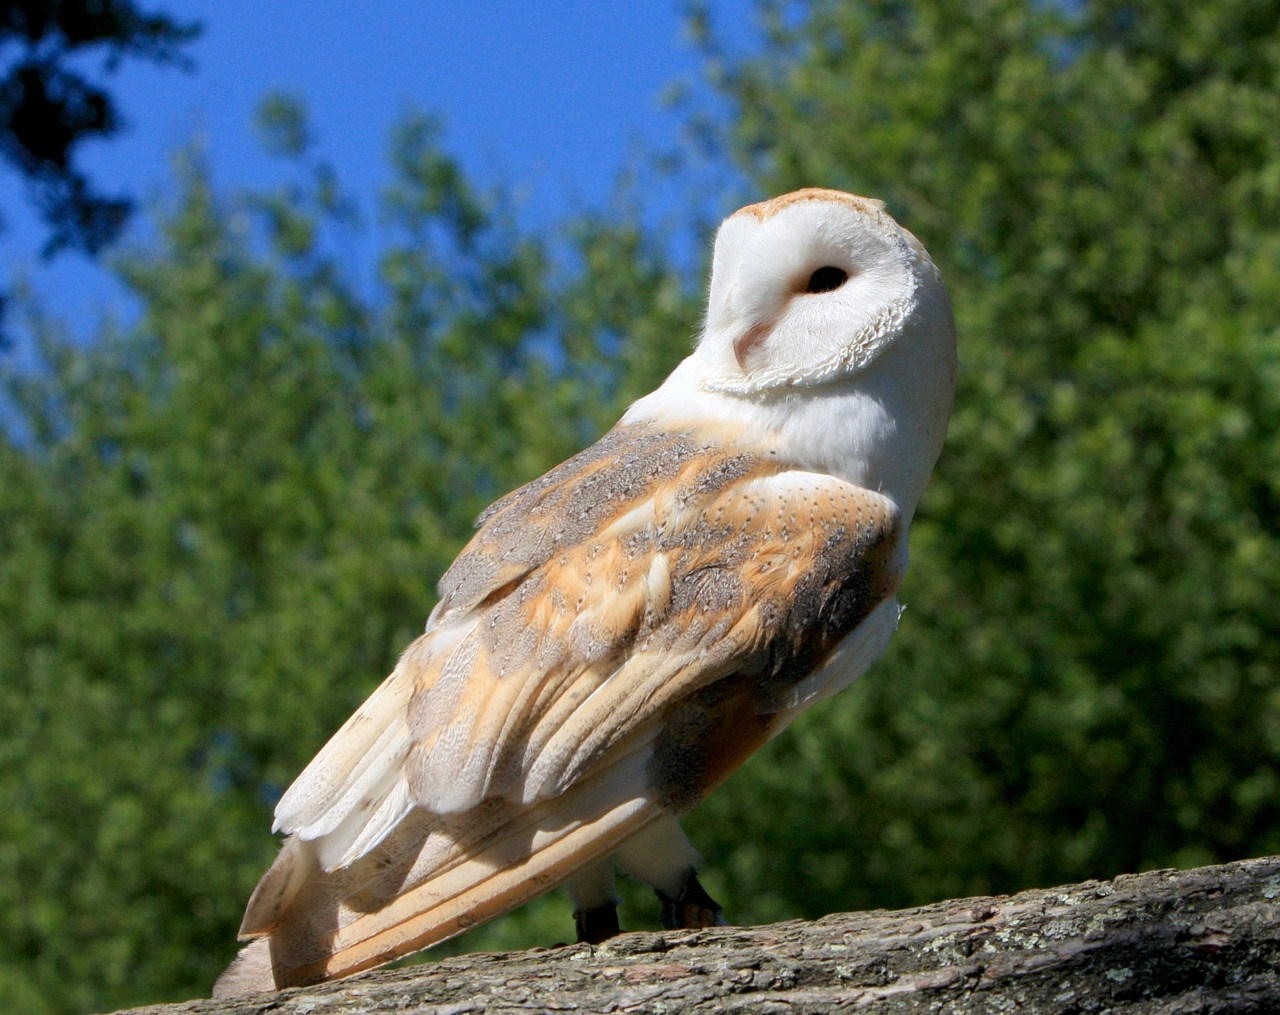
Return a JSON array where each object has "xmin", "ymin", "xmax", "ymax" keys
[{"xmin": 214, "ymin": 188, "xmax": 956, "ymax": 996}]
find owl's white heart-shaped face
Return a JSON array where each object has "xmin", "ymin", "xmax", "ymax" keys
[{"xmin": 696, "ymin": 189, "xmax": 945, "ymax": 395}]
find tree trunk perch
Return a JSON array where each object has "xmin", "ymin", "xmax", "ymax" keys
[{"xmin": 114, "ymin": 855, "xmax": 1280, "ymax": 1014}]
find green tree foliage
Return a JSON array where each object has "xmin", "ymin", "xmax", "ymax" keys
[
  {"xmin": 2, "ymin": 1, "xmax": 1279, "ymax": 1010},
  {"xmin": 0, "ymin": 107, "xmax": 696, "ymax": 1012}
]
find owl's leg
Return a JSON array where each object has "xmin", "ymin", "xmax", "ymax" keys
[
  {"xmin": 566, "ymin": 858, "xmax": 621, "ymax": 944},
  {"xmin": 656, "ymin": 868, "xmax": 725, "ymax": 931},
  {"xmin": 615, "ymin": 814, "xmax": 725, "ymax": 930}
]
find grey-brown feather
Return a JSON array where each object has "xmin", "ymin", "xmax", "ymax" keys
[{"xmin": 414, "ymin": 422, "xmax": 902, "ymax": 810}]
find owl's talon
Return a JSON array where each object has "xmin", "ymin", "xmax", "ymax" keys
[
  {"xmin": 574, "ymin": 901, "xmax": 621, "ymax": 944},
  {"xmin": 657, "ymin": 869, "xmax": 724, "ymax": 930}
]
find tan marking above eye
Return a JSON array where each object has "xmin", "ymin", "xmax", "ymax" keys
[{"xmin": 735, "ymin": 187, "xmax": 886, "ymax": 221}]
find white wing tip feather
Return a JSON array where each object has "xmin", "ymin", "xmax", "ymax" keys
[
  {"xmin": 321, "ymin": 778, "xmax": 415, "ymax": 871},
  {"xmin": 268, "ymin": 653, "xmax": 421, "ymax": 863}
]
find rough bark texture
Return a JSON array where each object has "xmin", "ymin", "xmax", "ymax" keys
[{"xmin": 115, "ymin": 855, "xmax": 1280, "ymax": 1014}]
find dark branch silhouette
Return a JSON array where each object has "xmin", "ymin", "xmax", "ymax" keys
[{"xmin": 0, "ymin": 1, "xmax": 200, "ymax": 257}]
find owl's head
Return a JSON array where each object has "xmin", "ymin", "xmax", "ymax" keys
[
  {"xmin": 694, "ymin": 188, "xmax": 953, "ymax": 398},
  {"xmin": 625, "ymin": 189, "xmax": 955, "ymax": 514}
]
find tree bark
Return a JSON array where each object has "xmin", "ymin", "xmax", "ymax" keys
[{"xmin": 115, "ymin": 854, "xmax": 1280, "ymax": 1014}]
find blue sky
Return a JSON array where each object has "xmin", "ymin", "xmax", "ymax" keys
[{"xmin": 0, "ymin": 1, "xmax": 757, "ymax": 340}]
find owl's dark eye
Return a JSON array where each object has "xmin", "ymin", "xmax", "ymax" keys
[{"xmin": 804, "ymin": 266, "xmax": 848, "ymax": 294}]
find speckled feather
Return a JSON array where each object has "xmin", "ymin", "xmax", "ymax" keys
[{"xmin": 414, "ymin": 419, "xmax": 902, "ymax": 813}]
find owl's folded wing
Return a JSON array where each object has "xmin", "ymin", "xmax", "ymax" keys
[{"xmin": 221, "ymin": 423, "xmax": 903, "ymax": 993}]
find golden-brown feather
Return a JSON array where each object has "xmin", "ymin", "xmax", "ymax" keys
[{"xmin": 220, "ymin": 418, "xmax": 904, "ymax": 995}]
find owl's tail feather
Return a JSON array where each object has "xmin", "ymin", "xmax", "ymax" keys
[{"xmin": 213, "ymin": 748, "xmax": 659, "ymax": 997}]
